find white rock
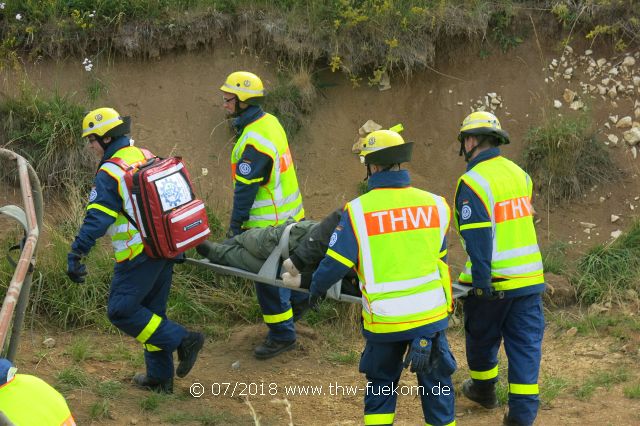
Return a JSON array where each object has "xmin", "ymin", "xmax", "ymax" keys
[
  {"xmin": 599, "ymin": 196, "xmax": 606, "ymax": 202},
  {"xmin": 597, "ymin": 58, "xmax": 607, "ymax": 67},
  {"xmin": 611, "ymin": 101, "xmax": 618, "ymax": 108},
  {"xmin": 491, "ymin": 98, "xmax": 501, "ymax": 106},
  {"xmin": 544, "ymin": 77, "xmax": 549, "ymax": 83},
  {"xmin": 609, "ymin": 67, "xmax": 619, "ymax": 76},
  {"xmin": 488, "ymin": 92, "xmax": 497, "ymax": 98},
  {"xmin": 623, "ymin": 56, "xmax": 636, "ymax": 67},
  {"xmin": 635, "ymin": 108, "xmax": 640, "ymax": 119},
  {"xmin": 232, "ymin": 360, "xmax": 241, "ymax": 370},
  {"xmin": 580, "ymin": 222, "xmax": 597, "ymax": 229},
  {"xmin": 616, "ymin": 116, "xmax": 633, "ymax": 128},
  {"xmin": 608, "ymin": 134, "xmax": 619, "ymax": 145},
  {"xmin": 608, "ymin": 87, "xmax": 617, "ymax": 99},
  {"xmin": 551, "ymin": 58, "xmax": 558, "ymax": 67},
  {"xmin": 563, "ymin": 74, "xmax": 571, "ymax": 80},
  {"xmin": 564, "ymin": 45, "xmax": 573, "ymax": 54},
  {"xmin": 570, "ymin": 100, "xmax": 584, "ymax": 110},
  {"xmin": 597, "ymin": 85, "xmax": 607, "ymax": 95},
  {"xmin": 584, "ymin": 228, "xmax": 592, "ymax": 234},
  {"xmin": 634, "ymin": 76, "xmax": 640, "ymax": 86},
  {"xmin": 585, "ymin": 49, "xmax": 593, "ymax": 56},
  {"xmin": 611, "ymin": 229, "xmax": 623, "ymax": 239},
  {"xmin": 448, "ymin": 89, "xmax": 453, "ymax": 94},
  {"xmin": 610, "ymin": 114, "xmax": 619, "ymax": 123},
  {"xmin": 602, "ymin": 77, "xmax": 610, "ymax": 85},
  {"xmin": 605, "ymin": 122, "xmax": 611, "ymax": 129},
  {"xmin": 554, "ymin": 100, "xmax": 562, "ymax": 109},
  {"xmin": 42, "ymin": 337, "xmax": 56, "ymax": 348},
  {"xmin": 564, "ymin": 67, "xmax": 573, "ymax": 75},
  {"xmin": 611, "ymin": 214, "xmax": 620, "ymax": 223},
  {"xmin": 457, "ymin": 101, "xmax": 463, "ymax": 106},
  {"xmin": 632, "ymin": 146, "xmax": 638, "ymax": 159}
]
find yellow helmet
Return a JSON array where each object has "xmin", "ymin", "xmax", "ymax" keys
[
  {"xmin": 457, "ymin": 111, "xmax": 510, "ymax": 145},
  {"xmin": 82, "ymin": 107, "xmax": 130, "ymax": 138},
  {"xmin": 220, "ymin": 71, "xmax": 265, "ymax": 102},
  {"xmin": 358, "ymin": 130, "xmax": 413, "ymax": 165}
]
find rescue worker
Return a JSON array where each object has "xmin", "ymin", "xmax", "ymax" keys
[
  {"xmin": 310, "ymin": 130, "xmax": 457, "ymax": 426},
  {"xmin": 454, "ymin": 111, "xmax": 545, "ymax": 426},
  {"xmin": 220, "ymin": 71, "xmax": 306, "ymax": 359},
  {"xmin": 66, "ymin": 107, "xmax": 204, "ymax": 393},
  {"xmin": 0, "ymin": 358, "xmax": 76, "ymax": 425}
]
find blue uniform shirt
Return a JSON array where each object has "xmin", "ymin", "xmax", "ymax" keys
[
  {"xmin": 229, "ymin": 106, "xmax": 272, "ymax": 234},
  {"xmin": 71, "ymin": 136, "xmax": 132, "ymax": 255},
  {"xmin": 311, "ymin": 169, "xmax": 449, "ymax": 342},
  {"xmin": 456, "ymin": 147, "xmax": 544, "ymax": 297}
]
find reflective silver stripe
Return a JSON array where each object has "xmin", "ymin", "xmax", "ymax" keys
[
  {"xmin": 494, "ymin": 244, "xmax": 540, "ymax": 261},
  {"xmin": 350, "ymin": 198, "xmax": 441, "ymax": 293},
  {"xmin": 237, "ymin": 131, "xmax": 283, "ymax": 199},
  {"xmin": 463, "ymin": 118, "xmax": 500, "ymax": 129},
  {"xmin": 364, "ymin": 271, "xmax": 441, "ymax": 294},
  {"xmin": 222, "ymin": 83, "xmax": 264, "ymax": 96},
  {"xmin": 176, "ymin": 228, "xmax": 211, "ymax": 248},
  {"xmin": 100, "ymin": 162, "xmax": 140, "ymax": 250},
  {"xmin": 248, "ymin": 203, "xmax": 303, "ymax": 223},
  {"xmin": 251, "ymin": 189, "xmax": 301, "ymax": 209},
  {"xmin": 494, "ymin": 261, "xmax": 543, "ymax": 276},
  {"xmin": 465, "ymin": 169, "xmax": 495, "ymax": 233},
  {"xmin": 131, "ymin": 194, "xmax": 148, "ymax": 237},
  {"xmin": 83, "ymin": 116, "xmax": 121, "ymax": 135},
  {"xmin": 433, "ymin": 195, "xmax": 449, "ymax": 248},
  {"xmin": 170, "ymin": 203, "xmax": 205, "ymax": 223},
  {"xmin": 112, "ymin": 233, "xmax": 142, "ymax": 252},
  {"xmin": 462, "ymin": 262, "xmax": 472, "ymax": 276},
  {"xmin": 363, "ymin": 287, "xmax": 446, "ymax": 316},
  {"xmin": 146, "ymin": 163, "xmax": 184, "ymax": 182}
]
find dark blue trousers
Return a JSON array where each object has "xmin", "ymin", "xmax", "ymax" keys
[
  {"xmin": 108, "ymin": 254, "xmax": 187, "ymax": 380},
  {"xmin": 463, "ymin": 293, "xmax": 545, "ymax": 426},
  {"xmin": 255, "ymin": 282, "xmax": 307, "ymax": 341},
  {"xmin": 359, "ymin": 337, "xmax": 455, "ymax": 425}
]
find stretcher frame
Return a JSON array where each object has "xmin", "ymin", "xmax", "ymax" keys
[{"xmin": 186, "ymin": 223, "xmax": 473, "ymax": 304}]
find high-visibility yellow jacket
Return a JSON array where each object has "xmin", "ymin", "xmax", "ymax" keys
[{"xmin": 0, "ymin": 374, "xmax": 76, "ymax": 425}]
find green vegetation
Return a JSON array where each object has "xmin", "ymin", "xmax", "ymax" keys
[
  {"xmin": 68, "ymin": 336, "xmax": 93, "ymax": 363},
  {"xmin": 541, "ymin": 241, "xmax": 568, "ymax": 275},
  {"xmin": 522, "ymin": 114, "xmax": 619, "ymax": 204},
  {"xmin": 140, "ymin": 392, "xmax": 168, "ymax": 411},
  {"xmin": 575, "ymin": 367, "xmax": 629, "ymax": 400},
  {"xmin": 540, "ymin": 374, "xmax": 570, "ymax": 407},
  {"xmin": 624, "ymin": 383, "xmax": 640, "ymax": 399},
  {"xmin": 575, "ymin": 220, "xmax": 640, "ymax": 305},
  {"xmin": 89, "ymin": 399, "xmax": 112, "ymax": 420},
  {"xmin": 56, "ymin": 366, "xmax": 90, "ymax": 392},
  {"xmin": 550, "ymin": 311, "xmax": 640, "ymax": 339},
  {"xmin": 163, "ymin": 410, "xmax": 237, "ymax": 424},
  {"xmin": 95, "ymin": 380, "xmax": 123, "ymax": 399},
  {"xmin": 326, "ymin": 349, "xmax": 359, "ymax": 365}
]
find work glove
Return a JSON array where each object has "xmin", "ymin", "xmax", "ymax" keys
[
  {"xmin": 66, "ymin": 251, "xmax": 87, "ymax": 283},
  {"xmin": 430, "ymin": 332, "xmax": 457, "ymax": 376},
  {"xmin": 282, "ymin": 258, "xmax": 299, "ymax": 276},
  {"xmin": 281, "ymin": 272, "xmax": 301, "ymax": 288},
  {"xmin": 403, "ymin": 336, "xmax": 433, "ymax": 374},
  {"xmin": 308, "ymin": 292, "xmax": 325, "ymax": 312},
  {"xmin": 473, "ymin": 286, "xmax": 497, "ymax": 300}
]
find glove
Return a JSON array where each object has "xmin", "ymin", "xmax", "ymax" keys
[
  {"xmin": 173, "ymin": 252, "xmax": 186, "ymax": 264},
  {"xmin": 281, "ymin": 272, "xmax": 301, "ymax": 288},
  {"xmin": 308, "ymin": 293, "xmax": 324, "ymax": 312},
  {"xmin": 403, "ymin": 336, "xmax": 432, "ymax": 374},
  {"xmin": 473, "ymin": 287, "xmax": 497, "ymax": 300},
  {"xmin": 282, "ymin": 258, "xmax": 299, "ymax": 276},
  {"xmin": 430, "ymin": 332, "xmax": 457, "ymax": 376},
  {"xmin": 67, "ymin": 251, "xmax": 87, "ymax": 283}
]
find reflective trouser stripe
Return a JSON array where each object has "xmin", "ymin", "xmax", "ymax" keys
[
  {"xmin": 263, "ymin": 308, "xmax": 293, "ymax": 324},
  {"xmin": 509, "ymin": 383, "xmax": 539, "ymax": 395},
  {"xmin": 426, "ymin": 421, "xmax": 456, "ymax": 426},
  {"xmin": 364, "ymin": 413, "xmax": 395, "ymax": 425},
  {"xmin": 459, "ymin": 221, "xmax": 491, "ymax": 231},
  {"xmin": 469, "ymin": 365, "xmax": 499, "ymax": 380},
  {"xmin": 136, "ymin": 314, "xmax": 162, "ymax": 343},
  {"xmin": 144, "ymin": 344, "xmax": 162, "ymax": 352}
]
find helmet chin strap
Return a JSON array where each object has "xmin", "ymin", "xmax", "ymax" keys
[
  {"xmin": 95, "ymin": 135, "xmax": 109, "ymax": 151},
  {"xmin": 459, "ymin": 141, "xmax": 479, "ymax": 163}
]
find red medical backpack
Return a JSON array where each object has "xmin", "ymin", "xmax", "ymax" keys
[{"xmin": 107, "ymin": 149, "xmax": 211, "ymax": 259}]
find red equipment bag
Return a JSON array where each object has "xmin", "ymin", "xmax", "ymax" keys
[{"xmin": 107, "ymin": 149, "xmax": 211, "ymax": 259}]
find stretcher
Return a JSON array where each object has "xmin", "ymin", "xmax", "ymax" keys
[{"xmin": 186, "ymin": 223, "xmax": 473, "ymax": 304}]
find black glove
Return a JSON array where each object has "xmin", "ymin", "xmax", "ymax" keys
[
  {"xmin": 226, "ymin": 221, "xmax": 241, "ymax": 238},
  {"xmin": 430, "ymin": 332, "xmax": 457, "ymax": 376},
  {"xmin": 403, "ymin": 336, "xmax": 433, "ymax": 374},
  {"xmin": 308, "ymin": 292, "xmax": 325, "ymax": 312},
  {"xmin": 67, "ymin": 251, "xmax": 87, "ymax": 283}
]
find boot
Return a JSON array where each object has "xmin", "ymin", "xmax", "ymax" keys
[
  {"xmin": 462, "ymin": 378, "xmax": 498, "ymax": 409},
  {"xmin": 196, "ymin": 241, "xmax": 215, "ymax": 259},
  {"xmin": 132, "ymin": 373, "xmax": 173, "ymax": 394},
  {"xmin": 253, "ymin": 337, "xmax": 296, "ymax": 360},
  {"xmin": 176, "ymin": 331, "xmax": 205, "ymax": 378},
  {"xmin": 503, "ymin": 412, "xmax": 530, "ymax": 426}
]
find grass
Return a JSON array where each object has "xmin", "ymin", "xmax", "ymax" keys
[
  {"xmin": 140, "ymin": 392, "xmax": 170, "ymax": 411},
  {"xmin": 624, "ymin": 383, "xmax": 640, "ymax": 399},
  {"xmin": 68, "ymin": 336, "xmax": 93, "ymax": 363},
  {"xmin": 56, "ymin": 366, "xmax": 90, "ymax": 392},
  {"xmin": 550, "ymin": 311, "xmax": 640, "ymax": 340},
  {"xmin": 574, "ymin": 367, "xmax": 629, "ymax": 400},
  {"xmin": 522, "ymin": 114, "xmax": 620, "ymax": 204},
  {"xmin": 541, "ymin": 241, "xmax": 568, "ymax": 275},
  {"xmin": 326, "ymin": 350, "xmax": 359, "ymax": 365},
  {"xmin": 540, "ymin": 374, "xmax": 570, "ymax": 407},
  {"xmin": 163, "ymin": 411, "xmax": 237, "ymax": 424},
  {"xmin": 575, "ymin": 220, "xmax": 640, "ymax": 305},
  {"xmin": 89, "ymin": 399, "xmax": 112, "ymax": 420},
  {"xmin": 95, "ymin": 380, "xmax": 123, "ymax": 399}
]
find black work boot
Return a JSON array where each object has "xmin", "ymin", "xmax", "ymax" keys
[
  {"xmin": 503, "ymin": 412, "xmax": 529, "ymax": 426},
  {"xmin": 176, "ymin": 331, "xmax": 205, "ymax": 378},
  {"xmin": 253, "ymin": 338, "xmax": 296, "ymax": 360},
  {"xmin": 196, "ymin": 242, "xmax": 215, "ymax": 259},
  {"xmin": 132, "ymin": 373, "xmax": 173, "ymax": 394},
  {"xmin": 462, "ymin": 378, "xmax": 499, "ymax": 409}
]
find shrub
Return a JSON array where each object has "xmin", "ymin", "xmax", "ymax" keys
[
  {"xmin": 522, "ymin": 114, "xmax": 619, "ymax": 203},
  {"xmin": 575, "ymin": 220, "xmax": 640, "ymax": 305}
]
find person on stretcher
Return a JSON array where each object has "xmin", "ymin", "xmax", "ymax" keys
[{"xmin": 195, "ymin": 209, "xmax": 361, "ymax": 298}]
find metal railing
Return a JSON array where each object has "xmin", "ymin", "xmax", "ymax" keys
[{"xmin": 0, "ymin": 148, "xmax": 43, "ymax": 362}]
